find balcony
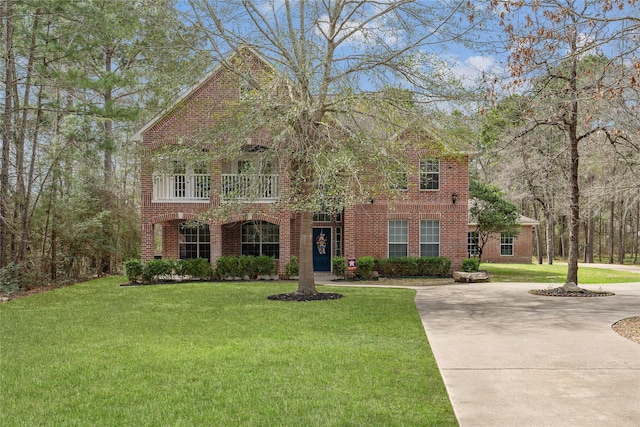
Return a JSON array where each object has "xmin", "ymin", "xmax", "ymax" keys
[
  {"xmin": 221, "ymin": 174, "xmax": 279, "ymax": 201},
  {"xmin": 153, "ymin": 173, "xmax": 211, "ymax": 202},
  {"xmin": 152, "ymin": 173, "xmax": 279, "ymax": 202}
]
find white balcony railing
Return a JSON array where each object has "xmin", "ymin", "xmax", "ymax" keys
[
  {"xmin": 152, "ymin": 173, "xmax": 279, "ymax": 202},
  {"xmin": 153, "ymin": 174, "xmax": 211, "ymax": 202},
  {"xmin": 222, "ymin": 174, "xmax": 279, "ymax": 201}
]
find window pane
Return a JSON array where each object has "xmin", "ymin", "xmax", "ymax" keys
[
  {"xmin": 242, "ymin": 244, "xmax": 261, "ymax": 257},
  {"xmin": 419, "ymin": 159, "xmax": 440, "ymax": 190},
  {"xmin": 500, "ymin": 234, "xmax": 514, "ymax": 256},
  {"xmin": 420, "ymin": 244, "xmax": 439, "ymax": 257},
  {"xmin": 420, "ymin": 220, "xmax": 439, "ymax": 243},
  {"xmin": 468, "ymin": 232, "xmax": 479, "ymax": 257},
  {"xmin": 388, "ymin": 220, "xmax": 408, "ymax": 243},
  {"xmin": 389, "ymin": 244, "xmax": 408, "ymax": 258}
]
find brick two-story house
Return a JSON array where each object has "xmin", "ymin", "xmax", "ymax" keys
[{"xmin": 132, "ymin": 49, "xmax": 474, "ymax": 276}]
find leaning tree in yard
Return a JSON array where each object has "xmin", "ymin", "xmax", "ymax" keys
[
  {"xmin": 492, "ymin": 0, "xmax": 640, "ymax": 289},
  {"xmin": 180, "ymin": 0, "xmax": 483, "ymax": 296}
]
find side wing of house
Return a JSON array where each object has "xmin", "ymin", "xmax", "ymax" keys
[{"xmin": 467, "ymin": 215, "xmax": 539, "ymax": 263}]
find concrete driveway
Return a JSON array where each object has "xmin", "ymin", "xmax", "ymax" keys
[{"xmin": 415, "ymin": 281, "xmax": 640, "ymax": 426}]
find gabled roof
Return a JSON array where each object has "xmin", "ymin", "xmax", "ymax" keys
[{"xmin": 131, "ymin": 46, "xmax": 277, "ymax": 142}]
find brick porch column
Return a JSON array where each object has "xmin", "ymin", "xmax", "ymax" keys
[
  {"xmin": 343, "ymin": 205, "xmax": 356, "ymax": 259},
  {"xmin": 210, "ymin": 221, "xmax": 222, "ymax": 269},
  {"xmin": 278, "ymin": 210, "xmax": 291, "ymax": 276},
  {"xmin": 141, "ymin": 220, "xmax": 154, "ymax": 262}
]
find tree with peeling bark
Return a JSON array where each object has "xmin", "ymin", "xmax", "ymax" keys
[
  {"xmin": 181, "ymin": 0, "xmax": 480, "ymax": 296},
  {"xmin": 493, "ymin": 0, "xmax": 640, "ymax": 290}
]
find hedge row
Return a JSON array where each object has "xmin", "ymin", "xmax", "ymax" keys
[
  {"xmin": 123, "ymin": 258, "xmax": 213, "ymax": 283},
  {"xmin": 373, "ymin": 256, "xmax": 451, "ymax": 277},
  {"xmin": 331, "ymin": 255, "xmax": 451, "ymax": 279},
  {"xmin": 214, "ymin": 255, "xmax": 277, "ymax": 279}
]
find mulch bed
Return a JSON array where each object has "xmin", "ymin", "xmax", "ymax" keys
[
  {"xmin": 529, "ymin": 287, "xmax": 614, "ymax": 297},
  {"xmin": 267, "ymin": 292, "xmax": 343, "ymax": 302}
]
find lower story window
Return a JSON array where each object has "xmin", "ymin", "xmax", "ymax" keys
[
  {"xmin": 335, "ymin": 227, "xmax": 342, "ymax": 257},
  {"xmin": 468, "ymin": 232, "xmax": 479, "ymax": 257},
  {"xmin": 420, "ymin": 220, "xmax": 440, "ymax": 257},
  {"xmin": 242, "ymin": 221, "xmax": 279, "ymax": 258},
  {"xmin": 500, "ymin": 233, "xmax": 514, "ymax": 256},
  {"xmin": 388, "ymin": 220, "xmax": 408, "ymax": 258},
  {"xmin": 179, "ymin": 223, "xmax": 210, "ymax": 260}
]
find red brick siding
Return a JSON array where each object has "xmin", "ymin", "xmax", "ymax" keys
[{"xmin": 469, "ymin": 225, "xmax": 535, "ymax": 264}]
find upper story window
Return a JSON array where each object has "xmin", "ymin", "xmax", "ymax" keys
[{"xmin": 419, "ymin": 159, "xmax": 439, "ymax": 190}]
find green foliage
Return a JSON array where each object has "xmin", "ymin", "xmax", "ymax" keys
[
  {"xmin": 284, "ymin": 256, "xmax": 299, "ymax": 279},
  {"xmin": 0, "ymin": 263, "xmax": 21, "ymax": 296},
  {"xmin": 176, "ymin": 258, "xmax": 212, "ymax": 280},
  {"xmin": 214, "ymin": 256, "xmax": 242, "ymax": 279},
  {"xmin": 142, "ymin": 259, "xmax": 175, "ymax": 282},
  {"xmin": 215, "ymin": 255, "xmax": 275, "ymax": 279},
  {"xmin": 239, "ymin": 255, "xmax": 257, "ymax": 279},
  {"xmin": 123, "ymin": 259, "xmax": 143, "ymax": 283},
  {"xmin": 470, "ymin": 178, "xmax": 520, "ymax": 262},
  {"xmin": 332, "ymin": 256, "xmax": 347, "ymax": 279},
  {"xmin": 356, "ymin": 256, "xmax": 376, "ymax": 279},
  {"xmin": 461, "ymin": 258, "xmax": 480, "ymax": 272},
  {"xmin": 254, "ymin": 255, "xmax": 276, "ymax": 276},
  {"xmin": 374, "ymin": 257, "xmax": 452, "ymax": 277}
]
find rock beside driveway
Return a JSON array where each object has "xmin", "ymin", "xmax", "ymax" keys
[{"xmin": 453, "ymin": 271, "xmax": 490, "ymax": 283}]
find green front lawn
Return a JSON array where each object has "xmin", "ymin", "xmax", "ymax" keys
[
  {"xmin": 0, "ymin": 277, "xmax": 456, "ymax": 426},
  {"xmin": 482, "ymin": 263, "xmax": 640, "ymax": 284}
]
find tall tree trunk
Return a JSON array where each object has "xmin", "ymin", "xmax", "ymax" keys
[
  {"xmin": 584, "ymin": 209, "xmax": 594, "ymax": 263},
  {"xmin": 565, "ymin": 40, "xmax": 580, "ymax": 287},
  {"xmin": 545, "ymin": 209, "xmax": 554, "ymax": 264},
  {"xmin": 635, "ymin": 199, "xmax": 639, "ymax": 264},
  {"xmin": 533, "ymin": 201, "xmax": 542, "ymax": 264},
  {"xmin": 618, "ymin": 199, "xmax": 626, "ymax": 264},
  {"xmin": 297, "ymin": 209, "xmax": 317, "ymax": 295},
  {"xmin": 609, "ymin": 200, "xmax": 615, "ymax": 264},
  {"xmin": 101, "ymin": 47, "xmax": 114, "ymax": 274},
  {"xmin": 1, "ymin": 0, "xmax": 14, "ymax": 268},
  {"xmin": 13, "ymin": 7, "xmax": 40, "ymax": 263}
]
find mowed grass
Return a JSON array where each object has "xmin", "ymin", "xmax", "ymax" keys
[
  {"xmin": 0, "ymin": 277, "xmax": 456, "ymax": 427},
  {"xmin": 482, "ymin": 263, "xmax": 640, "ymax": 284}
]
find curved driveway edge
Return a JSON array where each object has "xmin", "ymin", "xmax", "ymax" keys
[{"xmin": 415, "ymin": 282, "xmax": 640, "ymax": 427}]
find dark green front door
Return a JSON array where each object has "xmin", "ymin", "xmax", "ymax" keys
[{"xmin": 312, "ymin": 228, "xmax": 331, "ymax": 272}]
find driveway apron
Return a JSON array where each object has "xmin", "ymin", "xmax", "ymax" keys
[{"xmin": 415, "ymin": 282, "xmax": 640, "ymax": 427}]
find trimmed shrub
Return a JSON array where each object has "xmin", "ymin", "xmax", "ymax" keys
[
  {"xmin": 332, "ymin": 256, "xmax": 346, "ymax": 279},
  {"xmin": 239, "ymin": 255, "xmax": 257, "ymax": 279},
  {"xmin": 461, "ymin": 258, "xmax": 480, "ymax": 272},
  {"xmin": 123, "ymin": 259, "xmax": 143, "ymax": 283},
  {"xmin": 142, "ymin": 259, "xmax": 175, "ymax": 282},
  {"xmin": 177, "ymin": 258, "xmax": 212, "ymax": 280},
  {"xmin": 356, "ymin": 256, "xmax": 375, "ymax": 279},
  {"xmin": 254, "ymin": 255, "xmax": 276, "ymax": 276},
  {"xmin": 215, "ymin": 256, "xmax": 240, "ymax": 279},
  {"xmin": 284, "ymin": 256, "xmax": 299, "ymax": 279}
]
